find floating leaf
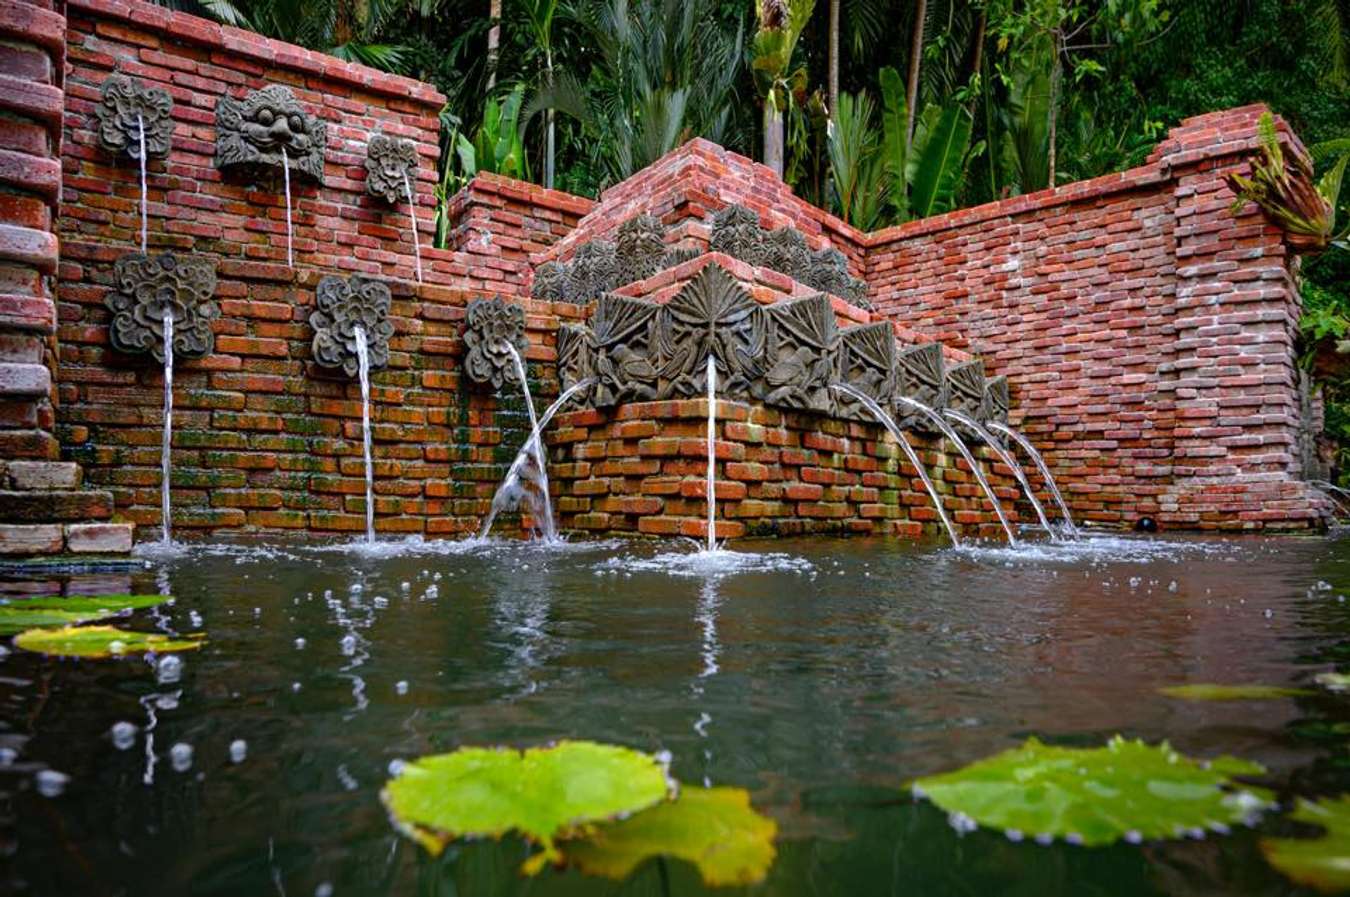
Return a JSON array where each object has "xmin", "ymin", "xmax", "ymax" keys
[
  {"xmin": 13, "ymin": 624, "xmax": 204, "ymax": 658},
  {"xmin": 559, "ymin": 786, "xmax": 777, "ymax": 886},
  {"xmin": 382, "ymin": 741, "xmax": 673, "ymax": 869},
  {"xmin": 1315, "ymin": 672, "xmax": 1350, "ymax": 694},
  {"xmin": 1262, "ymin": 795, "xmax": 1350, "ymax": 893},
  {"xmin": 909, "ymin": 736, "xmax": 1274, "ymax": 846},
  {"xmin": 0, "ymin": 595, "xmax": 170, "ymax": 634},
  {"xmin": 1159, "ymin": 684, "xmax": 1313, "ymax": 701}
]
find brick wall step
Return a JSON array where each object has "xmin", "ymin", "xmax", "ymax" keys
[
  {"xmin": 5, "ymin": 460, "xmax": 79, "ymax": 489},
  {"xmin": 0, "ymin": 489, "xmax": 113, "ymax": 522}
]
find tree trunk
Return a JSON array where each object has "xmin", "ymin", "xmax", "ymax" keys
[
  {"xmin": 487, "ymin": 0, "xmax": 502, "ymax": 90},
  {"xmin": 544, "ymin": 50, "xmax": 555, "ymax": 189},
  {"xmin": 969, "ymin": 10, "xmax": 985, "ymax": 86},
  {"xmin": 764, "ymin": 103, "xmax": 784, "ymax": 178},
  {"xmin": 828, "ymin": 0, "xmax": 839, "ymax": 121},
  {"xmin": 1048, "ymin": 35, "xmax": 1061, "ymax": 188},
  {"xmin": 905, "ymin": 0, "xmax": 927, "ymax": 141}
]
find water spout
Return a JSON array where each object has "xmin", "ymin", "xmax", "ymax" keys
[
  {"xmin": 160, "ymin": 312, "xmax": 174, "ymax": 545},
  {"xmin": 480, "ymin": 377, "xmax": 594, "ymax": 540},
  {"xmin": 402, "ymin": 172, "xmax": 423, "ymax": 284},
  {"xmin": 491, "ymin": 344, "xmax": 557, "ymax": 541},
  {"xmin": 136, "ymin": 113, "xmax": 147, "ymax": 254},
  {"xmin": 280, "ymin": 145, "xmax": 293, "ymax": 268},
  {"xmin": 705, "ymin": 355, "xmax": 717, "ymax": 552},
  {"xmin": 354, "ymin": 326, "xmax": 374, "ymax": 544},
  {"xmin": 986, "ymin": 421, "xmax": 1079, "ymax": 536},
  {"xmin": 945, "ymin": 409, "xmax": 1055, "ymax": 537},
  {"xmin": 831, "ymin": 384, "xmax": 960, "ymax": 546}
]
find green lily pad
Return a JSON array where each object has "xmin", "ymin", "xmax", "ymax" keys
[
  {"xmin": 559, "ymin": 786, "xmax": 777, "ymax": 886},
  {"xmin": 909, "ymin": 736, "xmax": 1274, "ymax": 846},
  {"xmin": 0, "ymin": 595, "xmax": 170, "ymax": 635},
  {"xmin": 1315, "ymin": 672, "xmax": 1350, "ymax": 694},
  {"xmin": 13, "ymin": 624, "xmax": 204, "ymax": 658},
  {"xmin": 1159, "ymin": 684, "xmax": 1313, "ymax": 701},
  {"xmin": 1261, "ymin": 795, "xmax": 1350, "ymax": 893},
  {"xmin": 382, "ymin": 740, "xmax": 673, "ymax": 870}
]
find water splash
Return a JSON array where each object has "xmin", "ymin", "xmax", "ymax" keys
[
  {"xmin": 480, "ymin": 377, "xmax": 594, "ymax": 540},
  {"xmin": 354, "ymin": 326, "xmax": 374, "ymax": 544},
  {"xmin": 894, "ymin": 396, "xmax": 1017, "ymax": 545},
  {"xmin": 160, "ymin": 312, "xmax": 174, "ymax": 545},
  {"xmin": 705, "ymin": 355, "xmax": 717, "ymax": 552},
  {"xmin": 402, "ymin": 171, "xmax": 423, "ymax": 283},
  {"xmin": 280, "ymin": 145, "xmax": 293, "ymax": 267},
  {"xmin": 831, "ymin": 384, "xmax": 960, "ymax": 546},
  {"xmin": 136, "ymin": 113, "xmax": 147, "ymax": 253},
  {"xmin": 987, "ymin": 421, "xmax": 1079, "ymax": 536},
  {"xmin": 946, "ymin": 409, "xmax": 1054, "ymax": 537}
]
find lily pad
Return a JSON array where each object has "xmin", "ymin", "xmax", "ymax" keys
[
  {"xmin": 559, "ymin": 786, "xmax": 777, "ymax": 886},
  {"xmin": 0, "ymin": 595, "xmax": 170, "ymax": 634},
  {"xmin": 1159, "ymin": 684, "xmax": 1313, "ymax": 701},
  {"xmin": 1315, "ymin": 672, "xmax": 1350, "ymax": 694},
  {"xmin": 909, "ymin": 736, "xmax": 1275, "ymax": 846},
  {"xmin": 1261, "ymin": 795, "xmax": 1350, "ymax": 893},
  {"xmin": 382, "ymin": 740, "xmax": 673, "ymax": 868},
  {"xmin": 13, "ymin": 624, "xmax": 204, "ymax": 658}
]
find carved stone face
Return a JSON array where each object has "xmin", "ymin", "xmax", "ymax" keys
[
  {"xmin": 216, "ymin": 85, "xmax": 326, "ymax": 182},
  {"xmin": 364, "ymin": 133, "xmax": 418, "ymax": 204}
]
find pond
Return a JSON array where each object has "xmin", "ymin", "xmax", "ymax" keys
[{"xmin": 2, "ymin": 532, "xmax": 1348, "ymax": 896}]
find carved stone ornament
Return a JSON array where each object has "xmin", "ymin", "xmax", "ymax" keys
[
  {"xmin": 983, "ymin": 375, "xmax": 1010, "ymax": 425},
  {"xmin": 764, "ymin": 227, "xmax": 812, "ymax": 283},
  {"xmin": 216, "ymin": 84, "xmax": 326, "ymax": 182},
  {"xmin": 946, "ymin": 360, "xmax": 988, "ymax": 421},
  {"xmin": 709, "ymin": 203, "xmax": 767, "ymax": 266},
  {"xmin": 895, "ymin": 341, "xmax": 947, "ymax": 432},
  {"xmin": 96, "ymin": 74, "xmax": 174, "ymax": 160},
  {"xmin": 615, "ymin": 214, "xmax": 668, "ymax": 283},
  {"xmin": 761, "ymin": 294, "xmax": 838, "ymax": 412},
  {"xmin": 656, "ymin": 263, "xmax": 765, "ymax": 397},
  {"xmin": 565, "ymin": 240, "xmax": 620, "ymax": 303},
  {"xmin": 364, "ymin": 133, "xmax": 418, "ymax": 204},
  {"xmin": 310, "ymin": 275, "xmax": 395, "ymax": 377},
  {"xmin": 557, "ymin": 322, "xmax": 595, "ymax": 395},
  {"xmin": 530, "ymin": 261, "xmax": 569, "ymax": 302},
  {"xmin": 662, "ymin": 246, "xmax": 703, "ymax": 268},
  {"xmin": 834, "ymin": 323, "xmax": 898, "ymax": 419},
  {"xmin": 591, "ymin": 293, "xmax": 661, "ymax": 406},
  {"xmin": 105, "ymin": 252, "xmax": 218, "ymax": 363},
  {"xmin": 463, "ymin": 296, "xmax": 529, "ymax": 389},
  {"xmin": 808, "ymin": 247, "xmax": 869, "ymax": 308}
]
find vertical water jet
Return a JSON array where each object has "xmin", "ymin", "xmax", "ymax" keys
[
  {"xmin": 504, "ymin": 343, "xmax": 556, "ymax": 541},
  {"xmin": 280, "ymin": 145, "xmax": 293, "ymax": 267},
  {"xmin": 986, "ymin": 421, "xmax": 1080, "ymax": 536},
  {"xmin": 354, "ymin": 326, "xmax": 374, "ymax": 544},
  {"xmin": 136, "ymin": 114, "xmax": 147, "ymax": 253},
  {"xmin": 403, "ymin": 172, "xmax": 423, "ymax": 283},
  {"xmin": 705, "ymin": 356, "xmax": 717, "ymax": 553},
  {"xmin": 160, "ymin": 312, "xmax": 174, "ymax": 545}
]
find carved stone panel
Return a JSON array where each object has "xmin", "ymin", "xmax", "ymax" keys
[
  {"xmin": 105, "ymin": 252, "xmax": 218, "ymax": 363},
  {"xmin": 709, "ymin": 203, "xmax": 767, "ymax": 266},
  {"xmin": 763, "ymin": 227, "xmax": 812, "ymax": 283},
  {"xmin": 894, "ymin": 342, "xmax": 948, "ymax": 431},
  {"xmin": 946, "ymin": 360, "xmax": 988, "ymax": 421},
  {"xmin": 530, "ymin": 261, "xmax": 569, "ymax": 302},
  {"xmin": 662, "ymin": 246, "xmax": 703, "ymax": 268},
  {"xmin": 557, "ymin": 323, "xmax": 595, "ymax": 396},
  {"xmin": 615, "ymin": 214, "xmax": 667, "ymax": 284},
  {"xmin": 96, "ymin": 74, "xmax": 174, "ymax": 160},
  {"xmin": 364, "ymin": 133, "xmax": 418, "ymax": 203},
  {"xmin": 591, "ymin": 293, "xmax": 661, "ymax": 407},
  {"xmin": 462, "ymin": 296, "xmax": 529, "ymax": 389},
  {"xmin": 807, "ymin": 247, "xmax": 869, "ymax": 308},
  {"xmin": 761, "ymin": 294, "xmax": 837, "ymax": 412},
  {"xmin": 833, "ymin": 323, "xmax": 897, "ymax": 419},
  {"xmin": 216, "ymin": 84, "xmax": 327, "ymax": 182},
  {"xmin": 656, "ymin": 264, "xmax": 765, "ymax": 398},
  {"xmin": 565, "ymin": 240, "xmax": 620, "ymax": 303},
  {"xmin": 310, "ymin": 275, "xmax": 395, "ymax": 377},
  {"xmin": 982, "ymin": 375, "xmax": 1010, "ymax": 425}
]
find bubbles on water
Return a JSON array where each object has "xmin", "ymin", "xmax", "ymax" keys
[
  {"xmin": 170, "ymin": 743, "xmax": 193, "ymax": 772},
  {"xmin": 340, "ymin": 634, "xmax": 357, "ymax": 655},
  {"xmin": 1263, "ymin": 608, "xmax": 1274, "ymax": 619},
  {"xmin": 0, "ymin": 644, "xmax": 9, "ymax": 661},
  {"xmin": 395, "ymin": 680, "xmax": 408, "ymax": 695},
  {"xmin": 156, "ymin": 654, "xmax": 183, "ymax": 684},
  {"xmin": 1124, "ymin": 830, "xmax": 1143, "ymax": 844},
  {"xmin": 315, "ymin": 884, "xmax": 334, "ymax": 897},
  {"xmin": 597, "ymin": 549, "xmax": 815, "ymax": 579},
  {"xmin": 110, "ymin": 721, "xmax": 137, "ymax": 750},
  {"xmin": 400, "ymin": 582, "xmax": 410, "ymax": 592},
  {"xmin": 295, "ymin": 637, "xmax": 307, "ymax": 650},
  {"xmin": 947, "ymin": 810, "xmax": 978, "ymax": 835},
  {"xmin": 108, "ymin": 639, "xmax": 127, "ymax": 656},
  {"xmin": 188, "ymin": 610, "xmax": 203, "ymax": 628},
  {"xmin": 156, "ymin": 694, "xmax": 179, "ymax": 711},
  {"xmin": 0, "ymin": 747, "xmax": 17, "ymax": 766},
  {"xmin": 388, "ymin": 758, "xmax": 406, "ymax": 777},
  {"xmin": 35, "ymin": 769, "xmax": 69, "ymax": 797},
  {"xmin": 229, "ymin": 739, "xmax": 247, "ymax": 763},
  {"xmin": 292, "ymin": 682, "xmax": 302, "ymax": 692}
]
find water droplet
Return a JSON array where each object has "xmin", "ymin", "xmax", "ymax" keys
[
  {"xmin": 1263, "ymin": 608, "xmax": 1274, "ymax": 619},
  {"xmin": 188, "ymin": 610, "xmax": 203, "ymax": 628},
  {"xmin": 291, "ymin": 682, "xmax": 302, "ymax": 692},
  {"xmin": 1124, "ymin": 830, "xmax": 1143, "ymax": 844},
  {"xmin": 156, "ymin": 693, "xmax": 179, "ymax": 711},
  {"xmin": 170, "ymin": 743, "xmax": 193, "ymax": 772},
  {"xmin": 111, "ymin": 721, "xmax": 137, "ymax": 750},
  {"xmin": 108, "ymin": 639, "xmax": 127, "ymax": 655},
  {"xmin": 315, "ymin": 884, "xmax": 333, "ymax": 897},
  {"xmin": 36, "ymin": 769, "xmax": 69, "ymax": 797},
  {"xmin": 156, "ymin": 654, "xmax": 183, "ymax": 684},
  {"xmin": 388, "ymin": 758, "xmax": 406, "ymax": 776},
  {"xmin": 400, "ymin": 582, "xmax": 410, "ymax": 591},
  {"xmin": 395, "ymin": 680, "xmax": 408, "ymax": 695},
  {"xmin": 0, "ymin": 748, "xmax": 17, "ymax": 766},
  {"xmin": 229, "ymin": 739, "xmax": 247, "ymax": 763},
  {"xmin": 1167, "ymin": 580, "xmax": 1177, "ymax": 593},
  {"xmin": 294, "ymin": 637, "xmax": 306, "ymax": 650},
  {"xmin": 340, "ymin": 634, "xmax": 357, "ymax": 655}
]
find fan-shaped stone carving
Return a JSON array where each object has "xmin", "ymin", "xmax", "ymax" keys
[
  {"xmin": 895, "ymin": 342, "xmax": 948, "ymax": 431},
  {"xmin": 462, "ymin": 297, "xmax": 529, "ymax": 389},
  {"xmin": 764, "ymin": 227, "xmax": 812, "ymax": 283},
  {"xmin": 616, "ymin": 214, "xmax": 668, "ymax": 284},
  {"xmin": 364, "ymin": 133, "xmax": 418, "ymax": 204},
  {"xmin": 983, "ymin": 375, "xmax": 1010, "ymax": 424},
  {"xmin": 709, "ymin": 203, "xmax": 767, "ymax": 266},
  {"xmin": 96, "ymin": 74, "xmax": 174, "ymax": 160},
  {"xmin": 656, "ymin": 264, "xmax": 765, "ymax": 397},
  {"xmin": 946, "ymin": 360, "xmax": 988, "ymax": 421},
  {"xmin": 834, "ymin": 323, "xmax": 897, "ymax": 419},
  {"xmin": 309, "ymin": 274, "xmax": 395, "ymax": 377},
  {"xmin": 591, "ymin": 294, "xmax": 661, "ymax": 406},
  {"xmin": 105, "ymin": 252, "xmax": 218, "ymax": 363},
  {"xmin": 530, "ymin": 261, "xmax": 569, "ymax": 302},
  {"xmin": 808, "ymin": 246, "xmax": 870, "ymax": 309},
  {"xmin": 761, "ymin": 294, "xmax": 837, "ymax": 412},
  {"xmin": 216, "ymin": 84, "xmax": 326, "ymax": 182},
  {"xmin": 565, "ymin": 240, "xmax": 619, "ymax": 303},
  {"xmin": 662, "ymin": 246, "xmax": 703, "ymax": 268},
  {"xmin": 557, "ymin": 323, "xmax": 595, "ymax": 396}
]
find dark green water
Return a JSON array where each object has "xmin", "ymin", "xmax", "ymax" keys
[{"xmin": 2, "ymin": 532, "xmax": 1349, "ymax": 896}]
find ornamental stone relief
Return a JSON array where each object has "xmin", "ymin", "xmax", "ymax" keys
[
  {"xmin": 983, "ymin": 375, "xmax": 1010, "ymax": 425},
  {"xmin": 895, "ymin": 342, "xmax": 947, "ymax": 432},
  {"xmin": 530, "ymin": 261, "xmax": 569, "ymax": 302},
  {"xmin": 216, "ymin": 84, "xmax": 327, "ymax": 182},
  {"xmin": 364, "ymin": 133, "xmax": 418, "ymax": 204},
  {"xmin": 709, "ymin": 203, "xmax": 767, "ymax": 266},
  {"xmin": 761, "ymin": 294, "xmax": 837, "ymax": 413},
  {"xmin": 656, "ymin": 264, "xmax": 764, "ymax": 398},
  {"xmin": 462, "ymin": 296, "xmax": 529, "ymax": 389},
  {"xmin": 565, "ymin": 240, "xmax": 620, "ymax": 304},
  {"xmin": 309, "ymin": 274, "xmax": 395, "ymax": 377},
  {"xmin": 96, "ymin": 74, "xmax": 174, "ymax": 160},
  {"xmin": 557, "ymin": 323, "xmax": 595, "ymax": 395},
  {"xmin": 615, "ymin": 214, "xmax": 667, "ymax": 283},
  {"xmin": 834, "ymin": 323, "xmax": 898, "ymax": 420},
  {"xmin": 105, "ymin": 252, "xmax": 218, "ymax": 363},
  {"xmin": 591, "ymin": 293, "xmax": 661, "ymax": 406},
  {"xmin": 947, "ymin": 360, "xmax": 989, "ymax": 421}
]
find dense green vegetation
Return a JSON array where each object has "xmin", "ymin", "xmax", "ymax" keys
[{"xmin": 170, "ymin": 0, "xmax": 1350, "ymax": 474}]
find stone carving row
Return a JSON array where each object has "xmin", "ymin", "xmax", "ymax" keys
[
  {"xmin": 462, "ymin": 296, "xmax": 529, "ymax": 389},
  {"xmin": 105, "ymin": 252, "xmax": 219, "ymax": 363},
  {"xmin": 310, "ymin": 275, "xmax": 395, "ymax": 377},
  {"xmin": 364, "ymin": 133, "xmax": 418, "ymax": 204},
  {"xmin": 556, "ymin": 261, "xmax": 1007, "ymax": 424},
  {"xmin": 216, "ymin": 84, "xmax": 326, "ymax": 183},
  {"xmin": 96, "ymin": 75, "xmax": 175, "ymax": 160}
]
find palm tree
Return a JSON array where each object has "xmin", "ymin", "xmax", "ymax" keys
[
  {"xmin": 752, "ymin": 0, "xmax": 816, "ymax": 178},
  {"xmin": 520, "ymin": 0, "xmax": 560, "ymax": 188},
  {"xmin": 487, "ymin": 0, "xmax": 502, "ymax": 89},
  {"xmin": 195, "ymin": 0, "xmax": 410, "ymax": 71}
]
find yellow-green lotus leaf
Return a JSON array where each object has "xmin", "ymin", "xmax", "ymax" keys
[
  {"xmin": 0, "ymin": 595, "xmax": 170, "ymax": 635},
  {"xmin": 381, "ymin": 740, "xmax": 673, "ymax": 869},
  {"xmin": 13, "ymin": 624, "xmax": 204, "ymax": 658},
  {"xmin": 1262, "ymin": 795, "xmax": 1350, "ymax": 893},
  {"xmin": 559, "ymin": 786, "xmax": 777, "ymax": 886},
  {"xmin": 909, "ymin": 736, "xmax": 1274, "ymax": 846},
  {"xmin": 1159, "ymin": 684, "xmax": 1313, "ymax": 701}
]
